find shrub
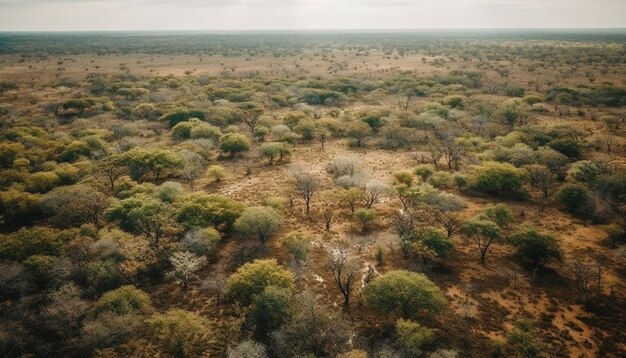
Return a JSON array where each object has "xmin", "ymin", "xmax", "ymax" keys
[
  {"xmin": 280, "ymin": 233, "xmax": 311, "ymax": 263},
  {"xmin": 190, "ymin": 123, "xmax": 222, "ymax": 141},
  {"xmin": 219, "ymin": 133, "xmax": 250, "ymax": 157},
  {"xmin": 26, "ymin": 171, "xmax": 60, "ymax": 193},
  {"xmin": 396, "ymin": 319, "xmax": 434, "ymax": 356},
  {"xmin": 60, "ymin": 141, "xmax": 91, "ymax": 162},
  {"xmin": 40, "ymin": 184, "xmax": 109, "ymax": 227},
  {"xmin": 364, "ymin": 270, "xmax": 446, "ymax": 319},
  {"xmin": 393, "ymin": 171, "xmax": 413, "ymax": 186},
  {"xmin": 206, "ymin": 165, "xmax": 226, "ymax": 182},
  {"xmin": 148, "ymin": 309, "xmax": 214, "ymax": 357},
  {"xmin": 408, "ymin": 227, "xmax": 453, "ymax": 260},
  {"xmin": 234, "ymin": 206, "xmax": 282, "ymax": 244},
  {"xmin": 54, "ymin": 163, "xmax": 81, "ymax": 184},
  {"xmin": 227, "ymin": 259, "xmax": 294, "ymax": 305},
  {"xmin": 346, "ymin": 121, "xmax": 371, "ymax": 147},
  {"xmin": 0, "ymin": 227, "xmax": 77, "ymax": 261},
  {"xmin": 555, "ymin": 183, "xmax": 594, "ymax": 217},
  {"xmin": 250, "ymin": 286, "xmax": 292, "ymax": 336},
  {"xmin": 0, "ymin": 189, "xmax": 41, "ymax": 225},
  {"xmin": 482, "ymin": 204, "xmax": 515, "ymax": 228},
  {"xmin": 413, "ymin": 164, "xmax": 435, "ymax": 182},
  {"xmin": 548, "ymin": 138, "xmax": 582, "ymax": 160},
  {"xmin": 568, "ymin": 160, "xmax": 600, "ymax": 183},
  {"xmin": 469, "ymin": 161, "xmax": 524, "ymax": 197},
  {"xmin": 160, "ymin": 110, "xmax": 206, "ymax": 128},
  {"xmin": 354, "ymin": 208, "xmax": 376, "ymax": 232},
  {"xmin": 172, "ymin": 121, "xmax": 194, "ymax": 140},
  {"xmin": 228, "ymin": 340, "xmax": 268, "ymax": 358},
  {"xmin": 506, "ymin": 319, "xmax": 546, "ymax": 358},
  {"xmin": 94, "ymin": 285, "xmax": 153, "ymax": 316},
  {"xmin": 176, "ymin": 193, "xmax": 245, "ymax": 230},
  {"xmin": 594, "ymin": 170, "xmax": 626, "ymax": 201},
  {"xmin": 179, "ymin": 227, "xmax": 221, "ymax": 257},
  {"xmin": 508, "ymin": 226, "xmax": 563, "ymax": 265},
  {"xmin": 0, "ymin": 142, "xmax": 24, "ymax": 168}
]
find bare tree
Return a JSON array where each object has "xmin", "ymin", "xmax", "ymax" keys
[
  {"xmin": 363, "ymin": 181, "xmax": 391, "ymax": 209},
  {"xmin": 293, "ymin": 169, "xmax": 321, "ymax": 216},
  {"xmin": 431, "ymin": 210, "xmax": 462, "ymax": 238},
  {"xmin": 200, "ymin": 273, "xmax": 227, "ymax": 305},
  {"xmin": 322, "ymin": 208, "xmax": 334, "ymax": 231},
  {"xmin": 524, "ymin": 164, "xmax": 555, "ymax": 198},
  {"xmin": 440, "ymin": 134, "xmax": 465, "ymax": 170},
  {"xmin": 326, "ymin": 240, "xmax": 360, "ymax": 309}
]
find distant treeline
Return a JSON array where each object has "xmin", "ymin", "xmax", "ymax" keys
[{"xmin": 1, "ymin": 30, "xmax": 625, "ymax": 57}]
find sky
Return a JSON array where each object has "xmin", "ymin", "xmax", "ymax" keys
[{"xmin": 0, "ymin": 0, "xmax": 625, "ymax": 31}]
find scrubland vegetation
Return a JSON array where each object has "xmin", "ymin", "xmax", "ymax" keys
[{"xmin": 0, "ymin": 31, "xmax": 625, "ymax": 357}]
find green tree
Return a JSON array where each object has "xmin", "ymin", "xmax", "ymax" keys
[
  {"xmin": 260, "ymin": 142, "xmax": 291, "ymax": 165},
  {"xmin": 122, "ymin": 148, "xmax": 182, "ymax": 183},
  {"xmin": 250, "ymin": 286, "xmax": 292, "ymax": 338},
  {"xmin": 354, "ymin": 208, "xmax": 376, "ymax": 232},
  {"xmin": 482, "ymin": 203, "xmax": 515, "ymax": 228},
  {"xmin": 106, "ymin": 193, "xmax": 177, "ymax": 248},
  {"xmin": 227, "ymin": 259, "xmax": 294, "ymax": 305},
  {"xmin": 176, "ymin": 193, "xmax": 245, "ymax": 231},
  {"xmin": 407, "ymin": 227, "xmax": 453, "ymax": 262},
  {"xmin": 339, "ymin": 187, "xmax": 364, "ymax": 212},
  {"xmin": 508, "ymin": 226, "xmax": 563, "ymax": 265},
  {"xmin": 460, "ymin": 219, "xmax": 502, "ymax": 264},
  {"xmin": 234, "ymin": 206, "xmax": 282, "ymax": 244},
  {"xmin": 41, "ymin": 184, "xmax": 109, "ymax": 227},
  {"xmin": 364, "ymin": 270, "xmax": 446, "ymax": 319}
]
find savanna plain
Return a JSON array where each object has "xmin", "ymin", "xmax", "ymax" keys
[{"xmin": 0, "ymin": 31, "xmax": 625, "ymax": 357}]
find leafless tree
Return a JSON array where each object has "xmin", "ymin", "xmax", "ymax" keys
[
  {"xmin": 363, "ymin": 181, "xmax": 391, "ymax": 208},
  {"xmin": 201, "ymin": 273, "xmax": 227, "ymax": 305},
  {"xmin": 322, "ymin": 208, "xmax": 334, "ymax": 231},
  {"xmin": 293, "ymin": 169, "xmax": 321, "ymax": 215},
  {"xmin": 326, "ymin": 240, "xmax": 360, "ymax": 309}
]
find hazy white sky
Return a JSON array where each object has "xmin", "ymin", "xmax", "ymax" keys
[{"xmin": 0, "ymin": 0, "xmax": 624, "ymax": 31}]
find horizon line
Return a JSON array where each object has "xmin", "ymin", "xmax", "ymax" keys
[{"xmin": 1, "ymin": 27, "xmax": 626, "ymax": 34}]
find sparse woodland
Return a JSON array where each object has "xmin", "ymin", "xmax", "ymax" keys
[{"xmin": 0, "ymin": 32, "xmax": 625, "ymax": 357}]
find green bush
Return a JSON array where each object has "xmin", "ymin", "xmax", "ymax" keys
[
  {"xmin": 227, "ymin": 259, "xmax": 294, "ymax": 305},
  {"xmin": 364, "ymin": 270, "xmax": 446, "ymax": 319},
  {"xmin": 0, "ymin": 226, "xmax": 77, "ymax": 261},
  {"xmin": 234, "ymin": 206, "xmax": 282, "ymax": 244},
  {"xmin": 176, "ymin": 193, "xmax": 245, "ymax": 230},
  {"xmin": 508, "ymin": 226, "xmax": 563, "ymax": 265},
  {"xmin": 160, "ymin": 110, "xmax": 206, "ymax": 128},
  {"xmin": 469, "ymin": 162, "xmax": 524, "ymax": 197},
  {"xmin": 94, "ymin": 285, "xmax": 153, "ymax": 316},
  {"xmin": 219, "ymin": 133, "xmax": 250, "ymax": 157},
  {"xmin": 26, "ymin": 171, "xmax": 60, "ymax": 193},
  {"xmin": 555, "ymin": 183, "xmax": 594, "ymax": 217},
  {"xmin": 548, "ymin": 138, "xmax": 582, "ymax": 160}
]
